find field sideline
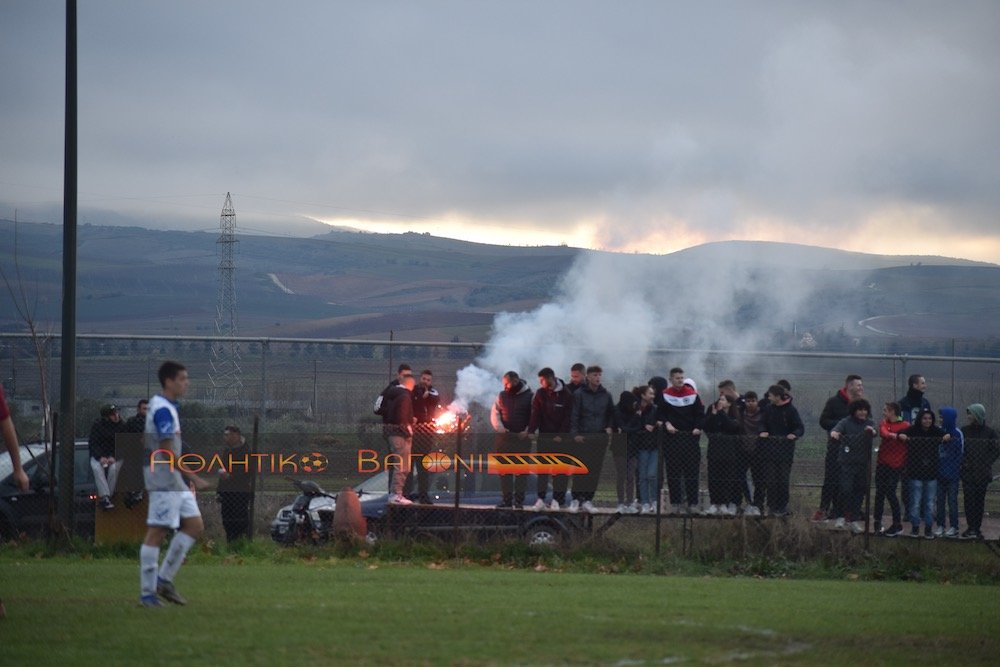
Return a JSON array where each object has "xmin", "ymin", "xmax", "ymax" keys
[{"xmin": 1, "ymin": 557, "xmax": 997, "ymax": 665}]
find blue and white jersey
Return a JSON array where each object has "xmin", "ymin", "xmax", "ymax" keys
[{"xmin": 144, "ymin": 394, "xmax": 187, "ymax": 492}]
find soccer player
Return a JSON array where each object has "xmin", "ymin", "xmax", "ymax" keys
[{"xmin": 139, "ymin": 361, "xmax": 209, "ymax": 607}]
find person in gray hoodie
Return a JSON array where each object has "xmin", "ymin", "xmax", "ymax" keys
[{"xmin": 829, "ymin": 399, "xmax": 877, "ymax": 533}]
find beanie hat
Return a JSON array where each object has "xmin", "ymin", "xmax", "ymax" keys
[{"xmin": 967, "ymin": 403, "xmax": 986, "ymax": 425}]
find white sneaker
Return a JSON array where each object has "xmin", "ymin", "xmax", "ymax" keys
[
  {"xmin": 726, "ymin": 503, "xmax": 738, "ymax": 516},
  {"xmin": 688, "ymin": 505, "xmax": 701, "ymax": 515},
  {"xmin": 933, "ymin": 526, "xmax": 944, "ymax": 537},
  {"xmin": 582, "ymin": 501, "xmax": 597, "ymax": 514},
  {"xmin": 744, "ymin": 505, "xmax": 761, "ymax": 517},
  {"xmin": 849, "ymin": 521, "xmax": 865, "ymax": 534},
  {"xmin": 549, "ymin": 499, "xmax": 560, "ymax": 511},
  {"xmin": 616, "ymin": 503, "xmax": 628, "ymax": 514},
  {"xmin": 833, "ymin": 517, "xmax": 846, "ymax": 530},
  {"xmin": 388, "ymin": 494, "xmax": 413, "ymax": 506},
  {"xmin": 623, "ymin": 503, "xmax": 639, "ymax": 514},
  {"xmin": 530, "ymin": 498, "xmax": 546, "ymax": 512},
  {"xmin": 567, "ymin": 500, "xmax": 580, "ymax": 513},
  {"xmin": 704, "ymin": 504, "xmax": 719, "ymax": 516},
  {"xmin": 640, "ymin": 503, "xmax": 653, "ymax": 514},
  {"xmin": 944, "ymin": 527, "xmax": 958, "ymax": 538}
]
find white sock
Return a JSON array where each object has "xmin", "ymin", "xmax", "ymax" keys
[
  {"xmin": 139, "ymin": 545, "xmax": 160, "ymax": 597},
  {"xmin": 158, "ymin": 532, "xmax": 196, "ymax": 583}
]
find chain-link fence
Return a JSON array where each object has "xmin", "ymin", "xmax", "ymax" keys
[{"xmin": 1, "ymin": 333, "xmax": 999, "ymax": 553}]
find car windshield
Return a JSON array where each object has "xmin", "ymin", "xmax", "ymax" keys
[
  {"xmin": 0, "ymin": 443, "xmax": 49, "ymax": 482},
  {"xmin": 353, "ymin": 470, "xmax": 388, "ymax": 495}
]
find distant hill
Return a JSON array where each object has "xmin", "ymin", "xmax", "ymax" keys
[{"xmin": 1, "ymin": 219, "xmax": 998, "ymax": 343}]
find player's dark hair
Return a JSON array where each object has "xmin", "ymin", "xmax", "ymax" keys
[
  {"xmin": 421, "ymin": 369, "xmax": 433, "ymax": 377},
  {"xmin": 845, "ymin": 374, "xmax": 862, "ymax": 385},
  {"xmin": 397, "ymin": 364, "xmax": 412, "ymax": 374},
  {"xmin": 669, "ymin": 367, "xmax": 684, "ymax": 376},
  {"xmin": 767, "ymin": 384, "xmax": 788, "ymax": 400},
  {"xmin": 504, "ymin": 370, "xmax": 520, "ymax": 382},
  {"xmin": 717, "ymin": 379, "xmax": 735, "ymax": 390},
  {"xmin": 586, "ymin": 365, "xmax": 602, "ymax": 374},
  {"xmin": 570, "ymin": 363, "xmax": 585, "ymax": 373},
  {"xmin": 137, "ymin": 399, "xmax": 149, "ymax": 408},
  {"xmin": 908, "ymin": 374, "xmax": 923, "ymax": 389},
  {"xmin": 158, "ymin": 361, "xmax": 186, "ymax": 387},
  {"xmin": 848, "ymin": 398, "xmax": 871, "ymax": 416},
  {"xmin": 538, "ymin": 367, "xmax": 555, "ymax": 379},
  {"xmin": 744, "ymin": 391, "xmax": 758, "ymax": 400},
  {"xmin": 885, "ymin": 401, "xmax": 901, "ymax": 416}
]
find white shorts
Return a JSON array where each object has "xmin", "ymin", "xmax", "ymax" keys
[{"xmin": 147, "ymin": 489, "xmax": 202, "ymax": 529}]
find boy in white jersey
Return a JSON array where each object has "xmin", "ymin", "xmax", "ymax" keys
[{"xmin": 139, "ymin": 361, "xmax": 209, "ymax": 607}]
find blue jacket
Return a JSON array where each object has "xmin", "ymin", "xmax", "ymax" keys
[{"xmin": 938, "ymin": 407, "xmax": 964, "ymax": 482}]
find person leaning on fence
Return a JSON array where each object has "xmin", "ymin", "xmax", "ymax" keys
[
  {"xmin": 382, "ymin": 374, "xmax": 416, "ymax": 505},
  {"xmin": 408, "ymin": 369, "xmax": 441, "ymax": 504},
  {"xmin": 814, "ymin": 374, "xmax": 864, "ymax": 523},
  {"xmin": 526, "ymin": 367, "xmax": 573, "ymax": 511},
  {"xmin": 903, "ymin": 409, "xmax": 944, "ymax": 539},
  {"xmin": 89, "ymin": 403, "xmax": 125, "ymax": 510},
  {"xmin": 829, "ymin": 399, "xmax": 877, "ymax": 534},
  {"xmin": 874, "ymin": 402, "xmax": 909, "ymax": 537},
  {"xmin": 738, "ymin": 391, "xmax": 767, "ymax": 516},
  {"xmin": 717, "ymin": 380, "xmax": 752, "ymax": 506},
  {"xmin": 759, "ymin": 384, "xmax": 804, "ymax": 517},
  {"xmin": 959, "ymin": 404, "xmax": 999, "ymax": 540},
  {"xmin": 612, "ymin": 390, "xmax": 644, "ymax": 514},
  {"xmin": 490, "ymin": 371, "xmax": 533, "ymax": 509},
  {"xmin": 217, "ymin": 425, "xmax": 253, "ymax": 544},
  {"xmin": 658, "ymin": 369, "xmax": 705, "ymax": 515},
  {"xmin": 569, "ymin": 365, "xmax": 616, "ymax": 514},
  {"xmin": 704, "ymin": 392, "xmax": 742, "ymax": 516},
  {"xmin": 897, "ymin": 374, "xmax": 930, "ymax": 520},
  {"xmin": 934, "ymin": 407, "xmax": 964, "ymax": 538},
  {"xmin": 624, "ymin": 385, "xmax": 659, "ymax": 514}
]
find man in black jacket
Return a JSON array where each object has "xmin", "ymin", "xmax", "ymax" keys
[
  {"xmin": 490, "ymin": 371, "xmax": 533, "ymax": 508},
  {"xmin": 570, "ymin": 366, "xmax": 616, "ymax": 513},
  {"xmin": 89, "ymin": 404, "xmax": 124, "ymax": 510},
  {"xmin": 760, "ymin": 385, "xmax": 805, "ymax": 517},
  {"xmin": 217, "ymin": 425, "xmax": 253, "ymax": 543},
  {"xmin": 658, "ymin": 369, "xmax": 705, "ymax": 514},
  {"xmin": 960, "ymin": 403, "xmax": 999, "ymax": 539},
  {"xmin": 813, "ymin": 374, "xmax": 864, "ymax": 522},
  {"xmin": 382, "ymin": 374, "xmax": 416, "ymax": 505},
  {"xmin": 408, "ymin": 369, "xmax": 441, "ymax": 504}
]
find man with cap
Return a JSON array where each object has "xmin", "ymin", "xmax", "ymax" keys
[
  {"xmin": 217, "ymin": 425, "xmax": 253, "ymax": 543},
  {"xmin": 960, "ymin": 404, "xmax": 999, "ymax": 540},
  {"xmin": 89, "ymin": 403, "xmax": 124, "ymax": 510}
]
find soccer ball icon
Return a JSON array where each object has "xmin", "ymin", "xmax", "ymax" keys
[
  {"xmin": 299, "ymin": 451, "xmax": 328, "ymax": 473},
  {"xmin": 421, "ymin": 451, "xmax": 452, "ymax": 473}
]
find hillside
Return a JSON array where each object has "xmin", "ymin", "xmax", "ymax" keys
[{"xmin": 2, "ymin": 219, "xmax": 999, "ymax": 343}]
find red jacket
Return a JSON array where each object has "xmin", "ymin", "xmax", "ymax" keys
[{"xmin": 878, "ymin": 418, "xmax": 909, "ymax": 469}]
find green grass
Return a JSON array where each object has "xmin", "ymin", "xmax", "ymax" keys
[{"xmin": 1, "ymin": 554, "xmax": 997, "ymax": 665}]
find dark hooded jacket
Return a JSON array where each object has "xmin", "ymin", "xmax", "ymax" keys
[
  {"xmin": 490, "ymin": 380, "xmax": 533, "ymax": 433},
  {"xmin": 762, "ymin": 397, "xmax": 805, "ymax": 439},
  {"xmin": 831, "ymin": 413, "xmax": 875, "ymax": 466},
  {"xmin": 658, "ymin": 384, "xmax": 706, "ymax": 432},
  {"xmin": 904, "ymin": 409, "xmax": 943, "ymax": 481},
  {"xmin": 937, "ymin": 407, "xmax": 964, "ymax": 482},
  {"xmin": 411, "ymin": 384, "xmax": 441, "ymax": 424},
  {"xmin": 617, "ymin": 392, "xmax": 658, "ymax": 451},
  {"xmin": 898, "ymin": 387, "xmax": 931, "ymax": 425},
  {"xmin": 961, "ymin": 416, "xmax": 1000, "ymax": 484},
  {"xmin": 527, "ymin": 379, "xmax": 573, "ymax": 434},
  {"xmin": 381, "ymin": 384, "xmax": 414, "ymax": 431},
  {"xmin": 88, "ymin": 417, "xmax": 123, "ymax": 460},
  {"xmin": 819, "ymin": 388, "xmax": 851, "ymax": 432}
]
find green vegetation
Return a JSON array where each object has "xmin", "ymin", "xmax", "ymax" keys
[{"xmin": 1, "ymin": 548, "xmax": 997, "ymax": 665}]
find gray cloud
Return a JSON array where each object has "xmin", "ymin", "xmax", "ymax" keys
[{"xmin": 2, "ymin": 1, "xmax": 998, "ymax": 253}]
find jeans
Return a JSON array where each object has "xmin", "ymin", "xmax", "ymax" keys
[
  {"xmin": 636, "ymin": 448, "xmax": 660, "ymax": 505},
  {"xmin": 909, "ymin": 478, "xmax": 937, "ymax": 529},
  {"xmin": 936, "ymin": 478, "xmax": 960, "ymax": 530}
]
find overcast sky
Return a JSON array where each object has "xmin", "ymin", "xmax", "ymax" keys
[{"xmin": 2, "ymin": 1, "xmax": 998, "ymax": 261}]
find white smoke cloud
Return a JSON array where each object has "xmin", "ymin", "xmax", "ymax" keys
[{"xmin": 452, "ymin": 246, "xmax": 827, "ymax": 410}]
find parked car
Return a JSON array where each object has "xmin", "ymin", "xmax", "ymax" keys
[
  {"xmin": 271, "ymin": 469, "xmax": 585, "ymax": 547},
  {"xmin": 0, "ymin": 440, "xmax": 98, "ymax": 542}
]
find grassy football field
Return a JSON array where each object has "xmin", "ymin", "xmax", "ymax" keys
[{"xmin": 1, "ymin": 555, "xmax": 997, "ymax": 665}]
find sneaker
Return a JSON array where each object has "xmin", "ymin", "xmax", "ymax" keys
[
  {"xmin": 616, "ymin": 503, "xmax": 627, "ymax": 514},
  {"xmin": 810, "ymin": 509, "xmax": 828, "ymax": 523},
  {"xmin": 640, "ymin": 503, "xmax": 653, "ymax": 514},
  {"xmin": 944, "ymin": 527, "xmax": 958, "ymax": 539},
  {"xmin": 416, "ymin": 494, "xmax": 434, "ymax": 505},
  {"xmin": 960, "ymin": 528, "xmax": 982, "ymax": 540},
  {"xmin": 873, "ymin": 523, "xmax": 882, "ymax": 535},
  {"xmin": 924, "ymin": 528, "xmax": 934, "ymax": 540},
  {"xmin": 495, "ymin": 500, "xmax": 514, "ymax": 509},
  {"xmin": 548, "ymin": 499, "xmax": 560, "ymax": 511},
  {"xmin": 388, "ymin": 494, "xmax": 413, "ymax": 506},
  {"xmin": 932, "ymin": 526, "xmax": 944, "ymax": 538},
  {"xmin": 726, "ymin": 503, "xmax": 738, "ymax": 516},
  {"xmin": 139, "ymin": 594, "xmax": 163, "ymax": 608},
  {"xmin": 156, "ymin": 579, "xmax": 187, "ymax": 606},
  {"xmin": 623, "ymin": 503, "xmax": 639, "ymax": 514},
  {"xmin": 567, "ymin": 500, "xmax": 580, "ymax": 513},
  {"xmin": 582, "ymin": 501, "xmax": 597, "ymax": 514},
  {"xmin": 513, "ymin": 502, "xmax": 524, "ymax": 510},
  {"xmin": 744, "ymin": 505, "xmax": 761, "ymax": 517},
  {"xmin": 704, "ymin": 504, "xmax": 719, "ymax": 516},
  {"xmin": 849, "ymin": 521, "xmax": 865, "ymax": 535},
  {"xmin": 530, "ymin": 498, "xmax": 547, "ymax": 512},
  {"xmin": 688, "ymin": 504, "xmax": 700, "ymax": 515},
  {"xmin": 833, "ymin": 517, "xmax": 846, "ymax": 530},
  {"xmin": 909, "ymin": 527, "xmax": 921, "ymax": 538},
  {"xmin": 884, "ymin": 525, "xmax": 903, "ymax": 537},
  {"xmin": 99, "ymin": 496, "xmax": 115, "ymax": 511}
]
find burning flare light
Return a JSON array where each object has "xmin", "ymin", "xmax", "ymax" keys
[{"xmin": 434, "ymin": 410, "xmax": 460, "ymax": 434}]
